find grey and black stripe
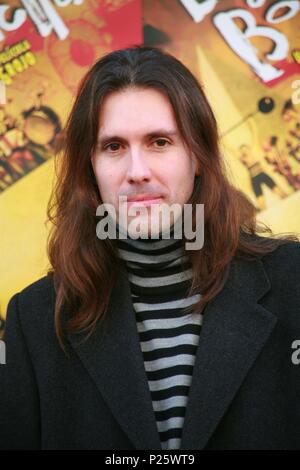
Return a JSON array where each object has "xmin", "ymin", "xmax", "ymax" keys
[{"xmin": 116, "ymin": 232, "xmax": 202, "ymax": 450}]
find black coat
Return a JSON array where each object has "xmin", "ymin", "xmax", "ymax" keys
[{"xmin": 1, "ymin": 241, "xmax": 300, "ymax": 450}]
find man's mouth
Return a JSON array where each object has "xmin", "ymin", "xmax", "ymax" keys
[{"xmin": 126, "ymin": 194, "xmax": 163, "ymax": 205}]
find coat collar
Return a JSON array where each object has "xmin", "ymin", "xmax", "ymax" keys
[{"xmin": 67, "ymin": 255, "xmax": 277, "ymax": 450}]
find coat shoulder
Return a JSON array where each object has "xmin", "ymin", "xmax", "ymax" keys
[
  {"xmin": 17, "ymin": 274, "xmax": 55, "ymax": 309},
  {"xmin": 6, "ymin": 274, "xmax": 55, "ymax": 330},
  {"xmin": 20, "ymin": 273, "xmax": 54, "ymax": 295},
  {"xmin": 259, "ymin": 240, "xmax": 300, "ymax": 306},
  {"xmin": 261, "ymin": 239, "xmax": 300, "ymax": 275}
]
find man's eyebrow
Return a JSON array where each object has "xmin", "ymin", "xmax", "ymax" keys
[
  {"xmin": 145, "ymin": 129, "xmax": 179, "ymax": 139},
  {"xmin": 97, "ymin": 129, "xmax": 179, "ymax": 145}
]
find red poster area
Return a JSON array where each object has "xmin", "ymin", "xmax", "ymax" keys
[
  {"xmin": 1, "ymin": 0, "xmax": 142, "ymax": 92},
  {"xmin": 46, "ymin": 0, "xmax": 143, "ymax": 94}
]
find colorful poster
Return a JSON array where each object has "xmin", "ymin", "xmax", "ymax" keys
[
  {"xmin": 143, "ymin": 0, "xmax": 300, "ymax": 231},
  {"xmin": 0, "ymin": 0, "xmax": 142, "ymax": 324}
]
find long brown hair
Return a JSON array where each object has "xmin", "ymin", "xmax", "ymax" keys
[{"xmin": 47, "ymin": 45, "xmax": 297, "ymax": 349}]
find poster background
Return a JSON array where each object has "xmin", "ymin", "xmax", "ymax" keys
[{"xmin": 0, "ymin": 0, "xmax": 299, "ymax": 323}]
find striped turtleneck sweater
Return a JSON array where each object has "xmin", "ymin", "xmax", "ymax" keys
[{"xmin": 115, "ymin": 226, "xmax": 203, "ymax": 450}]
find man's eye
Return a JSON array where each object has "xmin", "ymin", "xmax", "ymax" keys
[
  {"xmin": 154, "ymin": 139, "xmax": 169, "ymax": 148},
  {"xmin": 105, "ymin": 142, "xmax": 121, "ymax": 152}
]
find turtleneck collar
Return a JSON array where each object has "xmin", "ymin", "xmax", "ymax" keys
[{"xmin": 114, "ymin": 220, "xmax": 189, "ymax": 272}]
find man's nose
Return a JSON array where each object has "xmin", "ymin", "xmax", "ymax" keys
[{"xmin": 126, "ymin": 149, "xmax": 152, "ymax": 184}]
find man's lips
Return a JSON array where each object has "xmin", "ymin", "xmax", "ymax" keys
[{"xmin": 126, "ymin": 194, "xmax": 163, "ymax": 202}]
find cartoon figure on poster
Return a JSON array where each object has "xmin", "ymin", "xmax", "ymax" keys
[{"xmin": 0, "ymin": 90, "xmax": 62, "ymax": 192}]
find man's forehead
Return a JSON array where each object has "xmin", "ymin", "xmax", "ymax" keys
[
  {"xmin": 97, "ymin": 88, "xmax": 183, "ymax": 143},
  {"xmin": 98, "ymin": 87, "xmax": 178, "ymax": 125}
]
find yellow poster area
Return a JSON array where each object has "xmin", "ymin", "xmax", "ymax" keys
[
  {"xmin": 0, "ymin": 49, "xmax": 73, "ymax": 324},
  {"xmin": 258, "ymin": 190, "xmax": 300, "ymax": 236},
  {"xmin": 0, "ymin": 157, "xmax": 54, "ymax": 318}
]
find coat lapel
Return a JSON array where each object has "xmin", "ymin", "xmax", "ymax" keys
[
  {"xmin": 180, "ymin": 256, "xmax": 277, "ymax": 449},
  {"xmin": 67, "ymin": 255, "xmax": 277, "ymax": 450},
  {"xmin": 67, "ymin": 263, "xmax": 162, "ymax": 450}
]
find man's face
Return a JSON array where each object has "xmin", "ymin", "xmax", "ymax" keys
[{"xmin": 91, "ymin": 87, "xmax": 200, "ymax": 238}]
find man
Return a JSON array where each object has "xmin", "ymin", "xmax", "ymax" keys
[{"xmin": 1, "ymin": 46, "xmax": 300, "ymax": 450}]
